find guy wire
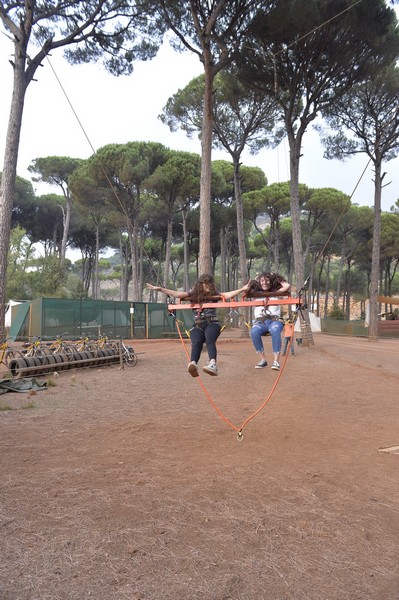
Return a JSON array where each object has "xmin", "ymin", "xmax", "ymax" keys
[{"xmin": 45, "ymin": 54, "xmax": 160, "ymax": 279}]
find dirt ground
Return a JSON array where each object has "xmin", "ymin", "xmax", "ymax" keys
[{"xmin": 1, "ymin": 331, "xmax": 399, "ymax": 600}]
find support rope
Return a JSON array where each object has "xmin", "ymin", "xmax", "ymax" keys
[{"xmin": 173, "ymin": 307, "xmax": 299, "ymax": 441}]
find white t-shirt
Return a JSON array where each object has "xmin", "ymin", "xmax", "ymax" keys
[{"xmin": 254, "ymin": 299, "xmax": 281, "ymax": 320}]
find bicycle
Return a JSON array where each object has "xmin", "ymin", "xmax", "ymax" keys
[
  {"xmin": 71, "ymin": 335, "xmax": 97, "ymax": 353},
  {"xmin": 92, "ymin": 334, "xmax": 118, "ymax": 352},
  {"xmin": 0, "ymin": 337, "xmax": 23, "ymax": 367},
  {"xmin": 21, "ymin": 337, "xmax": 48, "ymax": 358},
  {"xmin": 118, "ymin": 339, "xmax": 138, "ymax": 367},
  {"xmin": 45, "ymin": 334, "xmax": 75, "ymax": 357}
]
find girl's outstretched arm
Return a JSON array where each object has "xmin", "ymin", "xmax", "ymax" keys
[
  {"xmin": 222, "ymin": 283, "xmax": 250, "ymax": 300},
  {"xmin": 146, "ymin": 283, "xmax": 189, "ymax": 299}
]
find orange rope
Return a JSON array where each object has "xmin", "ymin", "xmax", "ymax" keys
[
  {"xmin": 239, "ymin": 338, "xmax": 292, "ymax": 434},
  {"xmin": 174, "ymin": 317, "xmax": 291, "ymax": 439},
  {"xmin": 174, "ymin": 319, "xmax": 240, "ymax": 432}
]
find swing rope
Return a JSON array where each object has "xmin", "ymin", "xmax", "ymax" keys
[
  {"xmin": 173, "ymin": 317, "xmax": 240, "ymax": 433},
  {"xmin": 172, "ymin": 305, "xmax": 300, "ymax": 440}
]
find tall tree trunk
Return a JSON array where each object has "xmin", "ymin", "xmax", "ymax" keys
[
  {"xmin": 138, "ymin": 231, "xmax": 144, "ymax": 302},
  {"xmin": 368, "ymin": 164, "xmax": 383, "ymax": 341},
  {"xmin": 345, "ymin": 265, "xmax": 351, "ymax": 320},
  {"xmin": 129, "ymin": 222, "xmax": 139, "ymax": 301},
  {"xmin": 0, "ymin": 43, "xmax": 29, "ymax": 337},
  {"xmin": 233, "ymin": 157, "xmax": 248, "ymax": 285},
  {"xmin": 162, "ymin": 218, "xmax": 173, "ymax": 288},
  {"xmin": 121, "ymin": 235, "xmax": 130, "ymax": 302},
  {"xmin": 287, "ymin": 128, "xmax": 314, "ymax": 345},
  {"xmin": 220, "ymin": 228, "xmax": 227, "ymax": 292},
  {"xmin": 335, "ymin": 252, "xmax": 346, "ymax": 307},
  {"xmin": 119, "ymin": 233, "xmax": 125, "ymax": 301},
  {"xmin": 84, "ymin": 256, "xmax": 93, "ymax": 296},
  {"xmin": 92, "ymin": 225, "xmax": 100, "ymax": 300},
  {"xmin": 232, "ymin": 159, "xmax": 250, "ymax": 337},
  {"xmin": 316, "ymin": 258, "xmax": 325, "ymax": 318},
  {"xmin": 287, "ymin": 132, "xmax": 305, "ymax": 294},
  {"xmin": 324, "ymin": 255, "xmax": 331, "ymax": 319},
  {"xmin": 198, "ymin": 52, "xmax": 214, "ymax": 275},
  {"xmin": 182, "ymin": 210, "xmax": 190, "ymax": 291},
  {"xmin": 81, "ymin": 258, "xmax": 87, "ymax": 296},
  {"xmin": 60, "ymin": 196, "xmax": 72, "ymax": 262},
  {"xmin": 274, "ymin": 221, "xmax": 281, "ymax": 271}
]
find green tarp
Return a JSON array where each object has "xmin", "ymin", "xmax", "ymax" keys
[{"xmin": 0, "ymin": 377, "xmax": 48, "ymax": 395}]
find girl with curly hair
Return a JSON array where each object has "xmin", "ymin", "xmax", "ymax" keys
[{"xmin": 246, "ymin": 272, "xmax": 291, "ymax": 371}]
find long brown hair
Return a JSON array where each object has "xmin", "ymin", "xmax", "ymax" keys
[
  {"xmin": 189, "ymin": 274, "xmax": 218, "ymax": 304},
  {"xmin": 246, "ymin": 271, "xmax": 287, "ymax": 295},
  {"xmin": 261, "ymin": 272, "xmax": 287, "ymax": 292}
]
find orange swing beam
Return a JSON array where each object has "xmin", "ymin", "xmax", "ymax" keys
[{"xmin": 168, "ymin": 294, "xmax": 303, "ymax": 312}]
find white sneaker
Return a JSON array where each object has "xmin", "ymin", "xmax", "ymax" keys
[
  {"xmin": 271, "ymin": 361, "xmax": 280, "ymax": 371},
  {"xmin": 203, "ymin": 362, "xmax": 218, "ymax": 376},
  {"xmin": 188, "ymin": 361, "xmax": 199, "ymax": 377}
]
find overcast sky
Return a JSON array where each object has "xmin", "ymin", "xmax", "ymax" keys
[{"xmin": 1, "ymin": 29, "xmax": 398, "ymax": 213}]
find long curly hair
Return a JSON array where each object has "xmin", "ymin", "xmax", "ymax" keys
[
  {"xmin": 246, "ymin": 271, "xmax": 287, "ymax": 296},
  {"xmin": 189, "ymin": 274, "xmax": 218, "ymax": 304}
]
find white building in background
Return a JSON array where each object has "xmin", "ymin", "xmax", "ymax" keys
[{"xmin": 5, "ymin": 300, "xmax": 22, "ymax": 329}]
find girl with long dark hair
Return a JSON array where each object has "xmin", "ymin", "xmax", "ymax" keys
[{"xmin": 146, "ymin": 274, "xmax": 247, "ymax": 377}]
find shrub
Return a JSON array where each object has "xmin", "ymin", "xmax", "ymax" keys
[{"xmin": 328, "ymin": 304, "xmax": 346, "ymax": 320}]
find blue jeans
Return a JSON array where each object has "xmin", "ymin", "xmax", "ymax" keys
[
  {"xmin": 282, "ymin": 336, "xmax": 295, "ymax": 355},
  {"xmin": 250, "ymin": 319, "xmax": 284, "ymax": 354}
]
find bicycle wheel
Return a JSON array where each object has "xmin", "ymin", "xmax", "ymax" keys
[
  {"xmin": 31, "ymin": 346, "xmax": 47, "ymax": 358},
  {"xmin": 4, "ymin": 348, "xmax": 24, "ymax": 365},
  {"xmin": 124, "ymin": 350, "xmax": 138, "ymax": 367},
  {"xmin": 62, "ymin": 344, "xmax": 76, "ymax": 360},
  {"xmin": 86, "ymin": 343, "xmax": 98, "ymax": 355}
]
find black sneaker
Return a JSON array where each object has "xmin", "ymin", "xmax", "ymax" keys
[{"xmin": 255, "ymin": 360, "xmax": 268, "ymax": 369}]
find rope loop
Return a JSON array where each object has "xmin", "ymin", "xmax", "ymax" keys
[{"xmin": 173, "ymin": 315, "xmax": 290, "ymax": 440}]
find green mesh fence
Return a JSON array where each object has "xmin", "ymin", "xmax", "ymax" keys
[
  {"xmin": 12, "ymin": 298, "xmax": 398, "ymax": 340},
  {"xmin": 321, "ymin": 318, "xmax": 367, "ymax": 337},
  {"xmin": 12, "ymin": 298, "xmax": 193, "ymax": 340},
  {"xmin": 321, "ymin": 318, "xmax": 399, "ymax": 338},
  {"xmin": 27, "ymin": 298, "xmax": 133, "ymax": 340}
]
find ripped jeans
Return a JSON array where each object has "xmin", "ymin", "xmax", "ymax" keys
[{"xmin": 250, "ymin": 319, "xmax": 284, "ymax": 354}]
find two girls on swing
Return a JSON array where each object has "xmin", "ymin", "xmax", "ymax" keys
[{"xmin": 146, "ymin": 271, "xmax": 290, "ymax": 377}]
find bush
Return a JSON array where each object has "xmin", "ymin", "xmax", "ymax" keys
[{"xmin": 328, "ymin": 304, "xmax": 346, "ymax": 320}]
